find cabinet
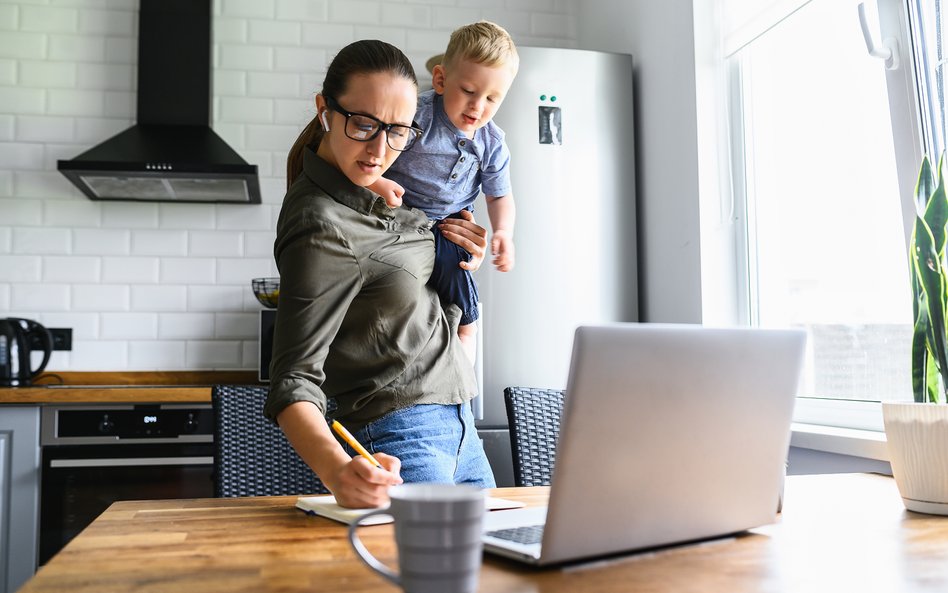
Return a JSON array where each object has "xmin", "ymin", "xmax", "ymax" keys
[{"xmin": 0, "ymin": 406, "xmax": 40, "ymax": 593}]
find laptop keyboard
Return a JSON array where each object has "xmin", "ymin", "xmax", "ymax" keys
[{"xmin": 485, "ymin": 524, "xmax": 545, "ymax": 545}]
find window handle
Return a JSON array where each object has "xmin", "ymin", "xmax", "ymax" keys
[{"xmin": 858, "ymin": 2, "xmax": 900, "ymax": 70}]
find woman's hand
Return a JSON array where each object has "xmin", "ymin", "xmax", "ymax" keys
[
  {"xmin": 438, "ymin": 210, "xmax": 488, "ymax": 272},
  {"xmin": 329, "ymin": 452, "xmax": 403, "ymax": 509}
]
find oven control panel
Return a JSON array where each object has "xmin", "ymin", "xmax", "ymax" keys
[{"xmin": 42, "ymin": 404, "xmax": 213, "ymax": 444}]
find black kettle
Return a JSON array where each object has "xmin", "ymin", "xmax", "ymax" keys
[{"xmin": 0, "ymin": 318, "xmax": 53, "ymax": 387}]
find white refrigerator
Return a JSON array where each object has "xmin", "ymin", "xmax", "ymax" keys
[{"xmin": 471, "ymin": 47, "xmax": 639, "ymax": 485}]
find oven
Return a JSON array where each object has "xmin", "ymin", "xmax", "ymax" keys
[{"xmin": 39, "ymin": 403, "xmax": 215, "ymax": 565}]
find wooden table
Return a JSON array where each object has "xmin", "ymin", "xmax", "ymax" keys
[{"xmin": 18, "ymin": 474, "xmax": 948, "ymax": 593}]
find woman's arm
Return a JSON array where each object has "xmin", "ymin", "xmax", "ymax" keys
[
  {"xmin": 437, "ymin": 210, "xmax": 489, "ymax": 271},
  {"xmin": 276, "ymin": 402, "xmax": 402, "ymax": 508}
]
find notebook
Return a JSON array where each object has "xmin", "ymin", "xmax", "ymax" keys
[
  {"xmin": 482, "ymin": 323, "xmax": 807, "ymax": 566},
  {"xmin": 297, "ymin": 494, "xmax": 525, "ymax": 525}
]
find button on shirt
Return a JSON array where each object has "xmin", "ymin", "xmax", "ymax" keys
[
  {"xmin": 264, "ymin": 148, "xmax": 477, "ymax": 430},
  {"xmin": 385, "ymin": 89, "xmax": 512, "ymax": 220}
]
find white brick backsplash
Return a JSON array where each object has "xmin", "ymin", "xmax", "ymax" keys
[
  {"xmin": 16, "ymin": 171, "xmax": 73, "ymax": 198},
  {"xmin": 244, "ymin": 231, "xmax": 276, "ymax": 258},
  {"xmin": 159, "ymin": 258, "xmax": 215, "ymax": 284},
  {"xmin": 159, "ymin": 312, "xmax": 215, "ymax": 339},
  {"xmin": 215, "ymin": 312, "xmax": 256, "ymax": 338},
  {"xmin": 0, "ymin": 59, "xmax": 15, "ymax": 85},
  {"xmin": 0, "ymin": 228, "xmax": 11, "ymax": 253},
  {"xmin": 76, "ymin": 63, "xmax": 134, "ymax": 90},
  {"xmin": 214, "ymin": 69, "xmax": 246, "ymax": 96},
  {"xmin": 72, "ymin": 283, "xmax": 129, "ymax": 310},
  {"xmin": 222, "ymin": 0, "xmax": 275, "ymax": 19},
  {"xmin": 0, "ymin": 198, "xmax": 42, "ymax": 226},
  {"xmin": 74, "ymin": 228, "xmax": 129, "ymax": 255},
  {"xmin": 44, "ymin": 255, "xmax": 100, "ymax": 282},
  {"xmin": 301, "ymin": 22, "xmax": 355, "ymax": 47},
  {"xmin": 269, "ymin": 149, "xmax": 287, "ymax": 178},
  {"xmin": 532, "ymin": 12, "xmax": 575, "ymax": 37},
  {"xmin": 39, "ymin": 311, "xmax": 99, "ymax": 339},
  {"xmin": 186, "ymin": 340, "xmax": 242, "ymax": 368},
  {"xmin": 190, "ymin": 230, "xmax": 242, "ymax": 256},
  {"xmin": 249, "ymin": 20, "xmax": 301, "ymax": 46},
  {"xmin": 131, "ymin": 285, "xmax": 187, "ymax": 311},
  {"xmin": 188, "ymin": 284, "xmax": 244, "ymax": 312},
  {"xmin": 220, "ymin": 96, "xmax": 274, "ymax": 124},
  {"xmin": 48, "ymin": 34, "xmax": 106, "ymax": 62},
  {"xmin": 241, "ymin": 150, "xmax": 272, "ymax": 176},
  {"xmin": 247, "ymin": 71, "xmax": 300, "ymax": 98},
  {"xmin": 381, "ymin": 4, "xmax": 431, "ymax": 28},
  {"xmin": 258, "ymin": 176, "xmax": 286, "ymax": 204},
  {"xmin": 131, "ymin": 230, "xmax": 188, "ymax": 256},
  {"xmin": 101, "ymin": 312, "xmax": 157, "ymax": 338},
  {"xmin": 16, "ymin": 115, "xmax": 75, "ymax": 143},
  {"xmin": 129, "ymin": 340, "xmax": 186, "ymax": 369},
  {"xmin": 245, "ymin": 123, "xmax": 298, "ymax": 151},
  {"xmin": 14, "ymin": 227, "xmax": 70, "ymax": 254},
  {"xmin": 0, "ymin": 32, "xmax": 46, "ymax": 60},
  {"xmin": 432, "ymin": 7, "xmax": 481, "ymax": 29},
  {"xmin": 212, "ymin": 122, "xmax": 245, "ymax": 148},
  {"xmin": 0, "ymin": 141, "xmax": 44, "ymax": 169},
  {"xmin": 78, "ymin": 8, "xmax": 135, "ymax": 36},
  {"xmin": 329, "ymin": 1, "xmax": 380, "ymax": 24},
  {"xmin": 274, "ymin": 47, "xmax": 324, "ymax": 74},
  {"xmin": 276, "ymin": 0, "xmax": 328, "ymax": 21},
  {"xmin": 214, "ymin": 18, "xmax": 247, "ymax": 43},
  {"xmin": 0, "ymin": 172, "xmax": 11, "ymax": 198},
  {"xmin": 0, "ymin": 285, "xmax": 9, "ymax": 310},
  {"xmin": 103, "ymin": 91, "xmax": 134, "ymax": 118},
  {"xmin": 219, "ymin": 44, "xmax": 273, "ymax": 71},
  {"xmin": 12, "ymin": 283, "xmax": 70, "ymax": 311},
  {"xmin": 102, "ymin": 201, "xmax": 159, "ymax": 228},
  {"xmin": 21, "ymin": 5, "xmax": 78, "ymax": 33},
  {"xmin": 217, "ymin": 204, "xmax": 272, "ymax": 231},
  {"xmin": 102, "ymin": 256, "xmax": 159, "ymax": 283},
  {"xmin": 0, "ymin": 87, "xmax": 45, "ymax": 114},
  {"xmin": 484, "ymin": 13, "xmax": 529, "ymax": 36},
  {"xmin": 74, "ymin": 116, "xmax": 130, "ymax": 143},
  {"xmin": 458, "ymin": 0, "xmax": 503, "ymax": 6},
  {"xmin": 217, "ymin": 257, "xmax": 271, "ymax": 284},
  {"xmin": 48, "ymin": 89, "xmax": 105, "ymax": 117},
  {"xmin": 104, "ymin": 36, "xmax": 135, "ymax": 63},
  {"xmin": 241, "ymin": 340, "xmax": 259, "ymax": 368},
  {"xmin": 404, "ymin": 29, "xmax": 450, "ymax": 54},
  {"xmin": 0, "ymin": 5, "xmax": 17, "ymax": 29},
  {"xmin": 44, "ymin": 199, "xmax": 102, "ymax": 227},
  {"xmin": 0, "ymin": 255, "xmax": 41, "ymax": 281},
  {"xmin": 70, "ymin": 339, "xmax": 127, "ymax": 370},
  {"xmin": 19, "ymin": 60, "xmax": 78, "ymax": 88},
  {"xmin": 158, "ymin": 204, "xmax": 216, "ymax": 230},
  {"xmin": 0, "ymin": 115, "xmax": 12, "ymax": 140},
  {"xmin": 353, "ymin": 27, "xmax": 405, "ymax": 48}
]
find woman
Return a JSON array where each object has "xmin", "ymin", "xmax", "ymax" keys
[{"xmin": 265, "ymin": 40, "xmax": 496, "ymax": 508}]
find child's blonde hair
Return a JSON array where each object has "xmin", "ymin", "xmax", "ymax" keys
[{"xmin": 442, "ymin": 21, "xmax": 519, "ymax": 72}]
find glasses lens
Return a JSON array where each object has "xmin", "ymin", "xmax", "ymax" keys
[
  {"xmin": 345, "ymin": 115, "xmax": 381, "ymax": 141},
  {"xmin": 387, "ymin": 125, "xmax": 419, "ymax": 151}
]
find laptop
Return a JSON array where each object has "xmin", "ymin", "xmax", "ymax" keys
[{"xmin": 482, "ymin": 323, "xmax": 807, "ymax": 566}]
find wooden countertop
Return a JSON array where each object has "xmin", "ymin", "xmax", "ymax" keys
[
  {"xmin": 0, "ymin": 371, "xmax": 261, "ymax": 404},
  {"xmin": 18, "ymin": 474, "xmax": 948, "ymax": 593}
]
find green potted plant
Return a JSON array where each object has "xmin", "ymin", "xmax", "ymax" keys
[{"xmin": 883, "ymin": 153, "xmax": 948, "ymax": 515}]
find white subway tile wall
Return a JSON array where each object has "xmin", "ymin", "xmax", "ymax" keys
[{"xmin": 0, "ymin": 0, "xmax": 576, "ymax": 370}]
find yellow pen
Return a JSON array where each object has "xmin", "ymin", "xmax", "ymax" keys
[{"xmin": 331, "ymin": 420, "xmax": 384, "ymax": 469}]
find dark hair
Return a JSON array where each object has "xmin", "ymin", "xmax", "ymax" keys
[{"xmin": 286, "ymin": 40, "xmax": 418, "ymax": 190}]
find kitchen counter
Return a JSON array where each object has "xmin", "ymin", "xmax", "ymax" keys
[{"xmin": 0, "ymin": 371, "xmax": 261, "ymax": 404}]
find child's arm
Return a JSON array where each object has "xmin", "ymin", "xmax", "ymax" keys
[
  {"xmin": 367, "ymin": 177, "xmax": 405, "ymax": 208},
  {"xmin": 486, "ymin": 193, "xmax": 516, "ymax": 272}
]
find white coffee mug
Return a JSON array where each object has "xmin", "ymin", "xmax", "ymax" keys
[{"xmin": 348, "ymin": 483, "xmax": 486, "ymax": 593}]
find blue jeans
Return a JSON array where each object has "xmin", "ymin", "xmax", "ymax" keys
[{"xmin": 343, "ymin": 403, "xmax": 496, "ymax": 488}]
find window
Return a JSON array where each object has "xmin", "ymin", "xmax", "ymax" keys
[{"xmin": 726, "ymin": 0, "xmax": 931, "ymax": 428}]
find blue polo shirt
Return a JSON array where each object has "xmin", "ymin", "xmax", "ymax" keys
[{"xmin": 386, "ymin": 89, "xmax": 512, "ymax": 220}]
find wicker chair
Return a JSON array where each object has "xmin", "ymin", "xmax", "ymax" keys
[
  {"xmin": 212, "ymin": 384, "xmax": 329, "ymax": 497},
  {"xmin": 503, "ymin": 386, "xmax": 566, "ymax": 487}
]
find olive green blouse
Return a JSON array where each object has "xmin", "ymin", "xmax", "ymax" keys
[{"xmin": 264, "ymin": 147, "xmax": 476, "ymax": 430}]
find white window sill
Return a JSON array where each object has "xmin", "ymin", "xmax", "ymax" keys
[{"xmin": 790, "ymin": 422, "xmax": 889, "ymax": 462}]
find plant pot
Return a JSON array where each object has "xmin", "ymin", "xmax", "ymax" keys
[{"xmin": 882, "ymin": 402, "xmax": 948, "ymax": 515}]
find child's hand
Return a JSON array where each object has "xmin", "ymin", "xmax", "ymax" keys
[
  {"xmin": 368, "ymin": 177, "xmax": 405, "ymax": 208},
  {"xmin": 491, "ymin": 230, "xmax": 515, "ymax": 272}
]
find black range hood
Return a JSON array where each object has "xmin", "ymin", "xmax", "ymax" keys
[{"xmin": 57, "ymin": 0, "xmax": 261, "ymax": 204}]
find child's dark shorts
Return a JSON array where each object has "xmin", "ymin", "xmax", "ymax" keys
[{"xmin": 429, "ymin": 212, "xmax": 480, "ymax": 326}]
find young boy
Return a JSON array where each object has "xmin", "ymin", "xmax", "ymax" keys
[{"xmin": 371, "ymin": 21, "xmax": 519, "ymax": 363}]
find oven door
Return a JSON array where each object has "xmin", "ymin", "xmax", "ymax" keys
[{"xmin": 39, "ymin": 442, "xmax": 214, "ymax": 565}]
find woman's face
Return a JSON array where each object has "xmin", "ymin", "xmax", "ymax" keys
[{"xmin": 315, "ymin": 72, "xmax": 417, "ymax": 188}]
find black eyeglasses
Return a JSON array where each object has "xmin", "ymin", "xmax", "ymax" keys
[{"xmin": 324, "ymin": 96, "xmax": 423, "ymax": 152}]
